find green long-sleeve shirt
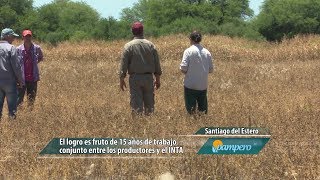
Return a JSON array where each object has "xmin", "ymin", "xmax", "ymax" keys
[{"xmin": 119, "ymin": 37, "xmax": 162, "ymax": 78}]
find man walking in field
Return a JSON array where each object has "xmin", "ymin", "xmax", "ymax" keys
[
  {"xmin": 119, "ymin": 22, "xmax": 162, "ymax": 115},
  {"xmin": 180, "ymin": 31, "xmax": 214, "ymax": 115},
  {"xmin": 17, "ymin": 30, "xmax": 44, "ymax": 109},
  {"xmin": 0, "ymin": 28, "xmax": 23, "ymax": 119}
]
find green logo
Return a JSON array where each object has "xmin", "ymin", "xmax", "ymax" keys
[{"xmin": 198, "ymin": 138, "xmax": 269, "ymax": 155}]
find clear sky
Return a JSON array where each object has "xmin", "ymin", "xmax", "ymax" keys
[{"xmin": 33, "ymin": 0, "xmax": 264, "ymax": 19}]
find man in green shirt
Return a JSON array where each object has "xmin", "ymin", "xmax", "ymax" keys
[{"xmin": 119, "ymin": 22, "xmax": 162, "ymax": 115}]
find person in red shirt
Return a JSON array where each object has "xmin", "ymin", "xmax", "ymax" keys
[{"xmin": 17, "ymin": 30, "xmax": 43, "ymax": 109}]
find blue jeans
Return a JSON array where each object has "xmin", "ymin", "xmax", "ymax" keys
[{"xmin": 0, "ymin": 82, "xmax": 18, "ymax": 119}]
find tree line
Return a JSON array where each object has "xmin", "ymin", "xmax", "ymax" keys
[{"xmin": 1, "ymin": 0, "xmax": 319, "ymax": 44}]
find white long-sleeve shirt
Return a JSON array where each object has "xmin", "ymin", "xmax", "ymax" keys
[{"xmin": 180, "ymin": 44, "xmax": 213, "ymax": 91}]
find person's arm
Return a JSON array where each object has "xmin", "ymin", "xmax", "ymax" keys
[
  {"xmin": 120, "ymin": 76, "xmax": 127, "ymax": 91},
  {"xmin": 153, "ymin": 47, "xmax": 161, "ymax": 89},
  {"xmin": 208, "ymin": 52, "xmax": 214, "ymax": 73},
  {"xmin": 154, "ymin": 74, "xmax": 160, "ymax": 90},
  {"xmin": 10, "ymin": 46, "xmax": 23, "ymax": 86},
  {"xmin": 153, "ymin": 47, "xmax": 162, "ymax": 76},
  {"xmin": 119, "ymin": 47, "xmax": 129, "ymax": 91},
  {"xmin": 37, "ymin": 46, "xmax": 44, "ymax": 63},
  {"xmin": 180, "ymin": 50, "xmax": 189, "ymax": 74}
]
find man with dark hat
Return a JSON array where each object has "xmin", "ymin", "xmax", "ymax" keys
[
  {"xmin": 17, "ymin": 29, "xmax": 44, "ymax": 108},
  {"xmin": 119, "ymin": 22, "xmax": 162, "ymax": 115},
  {"xmin": 0, "ymin": 28, "xmax": 23, "ymax": 119}
]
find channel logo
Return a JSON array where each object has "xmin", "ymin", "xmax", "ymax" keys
[
  {"xmin": 198, "ymin": 138, "xmax": 270, "ymax": 155},
  {"xmin": 212, "ymin": 140, "xmax": 223, "ymax": 153},
  {"xmin": 211, "ymin": 139, "xmax": 252, "ymax": 154}
]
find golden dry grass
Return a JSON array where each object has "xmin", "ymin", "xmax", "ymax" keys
[{"xmin": 0, "ymin": 34, "xmax": 319, "ymax": 179}]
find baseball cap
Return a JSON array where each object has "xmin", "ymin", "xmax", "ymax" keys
[
  {"xmin": 1, "ymin": 28, "xmax": 19, "ymax": 39},
  {"xmin": 22, "ymin": 30, "xmax": 32, "ymax": 37},
  {"xmin": 132, "ymin": 22, "xmax": 144, "ymax": 35}
]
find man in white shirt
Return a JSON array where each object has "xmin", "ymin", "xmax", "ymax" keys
[{"xmin": 180, "ymin": 31, "xmax": 214, "ymax": 114}]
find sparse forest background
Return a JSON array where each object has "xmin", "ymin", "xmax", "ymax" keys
[{"xmin": 1, "ymin": 0, "xmax": 320, "ymax": 44}]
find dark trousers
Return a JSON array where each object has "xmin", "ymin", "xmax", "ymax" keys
[
  {"xmin": 17, "ymin": 81, "xmax": 38, "ymax": 107},
  {"xmin": 184, "ymin": 86, "xmax": 208, "ymax": 114}
]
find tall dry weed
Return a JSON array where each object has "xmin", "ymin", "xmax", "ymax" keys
[{"xmin": 0, "ymin": 35, "xmax": 319, "ymax": 179}]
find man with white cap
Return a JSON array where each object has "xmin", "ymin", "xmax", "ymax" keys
[
  {"xmin": 0, "ymin": 28, "xmax": 23, "ymax": 119},
  {"xmin": 17, "ymin": 29, "xmax": 44, "ymax": 108}
]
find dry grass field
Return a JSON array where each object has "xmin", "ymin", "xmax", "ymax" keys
[{"xmin": 0, "ymin": 34, "xmax": 319, "ymax": 179}]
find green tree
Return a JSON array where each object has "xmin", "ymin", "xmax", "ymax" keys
[
  {"xmin": 0, "ymin": 0, "xmax": 33, "ymax": 15},
  {"xmin": 35, "ymin": 0, "xmax": 100, "ymax": 43},
  {"xmin": 254, "ymin": 0, "xmax": 320, "ymax": 41},
  {"xmin": 17, "ymin": 9, "xmax": 48, "ymax": 39},
  {"xmin": 93, "ymin": 17, "xmax": 132, "ymax": 40},
  {"xmin": 58, "ymin": 1, "xmax": 99, "ymax": 36},
  {"xmin": 0, "ymin": 6, "xmax": 18, "ymax": 29},
  {"xmin": 211, "ymin": 0, "xmax": 253, "ymax": 24},
  {"xmin": 161, "ymin": 17, "xmax": 219, "ymax": 35},
  {"xmin": 120, "ymin": 0, "xmax": 148, "ymax": 23},
  {"xmin": 119, "ymin": 0, "xmax": 253, "ymax": 37},
  {"xmin": 0, "ymin": 0, "xmax": 33, "ymax": 30}
]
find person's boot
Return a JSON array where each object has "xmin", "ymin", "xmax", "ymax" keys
[{"xmin": 9, "ymin": 112, "xmax": 16, "ymax": 120}]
